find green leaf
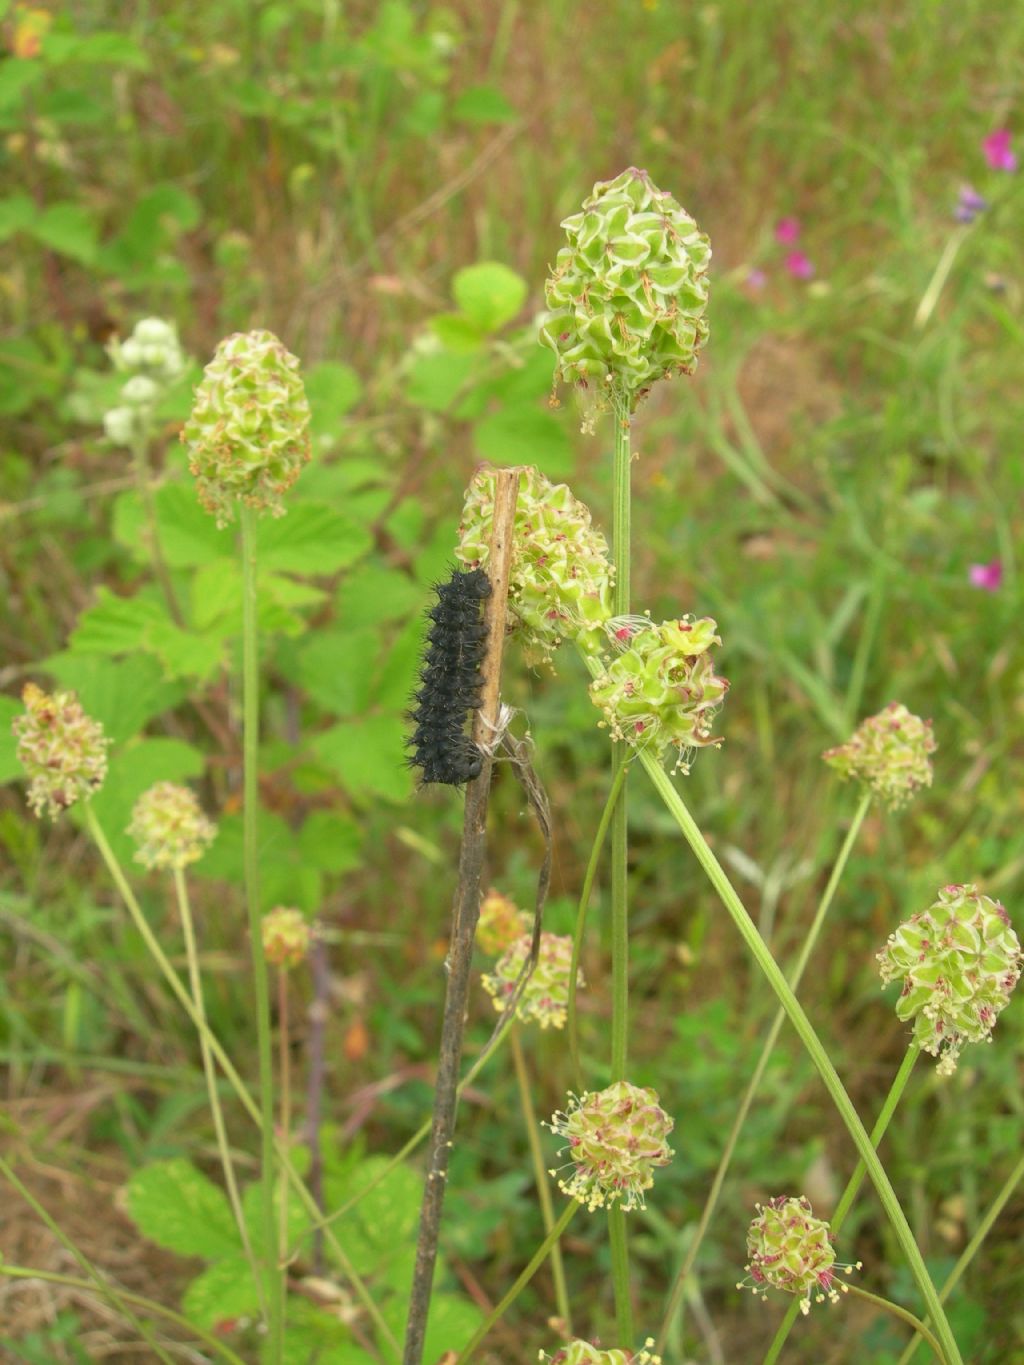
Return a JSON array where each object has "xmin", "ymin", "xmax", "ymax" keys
[
  {"xmin": 313, "ymin": 715, "xmax": 411, "ymax": 802},
  {"xmin": 182, "ymin": 1255, "xmax": 262, "ymax": 1331},
  {"xmin": 336, "ymin": 564, "xmax": 421, "ymax": 627},
  {"xmin": 71, "ymin": 588, "xmax": 169, "ymax": 655},
  {"xmin": 304, "ymin": 361, "xmax": 363, "ymax": 450},
  {"xmin": 451, "ymin": 84, "xmax": 517, "ymax": 125},
  {"xmin": 370, "ymin": 618, "xmax": 422, "ymax": 712},
  {"xmin": 255, "ymin": 503, "xmax": 373, "ymax": 575},
  {"xmin": 125, "ymin": 1159, "xmax": 239, "ymax": 1259},
  {"xmin": 405, "ymin": 351, "xmax": 476, "ymax": 413},
  {"xmin": 192, "ymin": 810, "xmax": 323, "ymax": 913},
  {"xmin": 452, "ymin": 262, "xmax": 528, "ymax": 332},
  {"xmin": 0, "ymin": 693, "xmax": 23, "ymax": 783},
  {"xmin": 84, "ymin": 737, "xmax": 205, "ymax": 867},
  {"xmin": 0, "ymin": 193, "xmax": 35, "ymax": 242},
  {"xmin": 146, "ymin": 618, "xmax": 226, "ymax": 682},
  {"xmin": 0, "ymin": 61, "xmax": 42, "ymax": 114},
  {"xmin": 191, "ymin": 562, "xmax": 242, "ymax": 630},
  {"xmin": 383, "ymin": 1291, "xmax": 482, "ymax": 1362},
  {"xmin": 44, "ymin": 651, "xmax": 186, "ymax": 744},
  {"xmin": 284, "ymin": 625, "xmax": 381, "ymax": 716},
  {"xmin": 30, "ymin": 203, "xmax": 98, "ymax": 265},
  {"xmin": 279, "ymin": 1300, "xmax": 375, "ymax": 1365},
  {"xmin": 429, "ymin": 313, "xmax": 486, "ymax": 354},
  {"xmin": 112, "ymin": 484, "xmax": 230, "ymax": 569},
  {"xmin": 297, "ymin": 811, "xmax": 362, "ymax": 875},
  {"xmin": 473, "ymin": 405, "xmax": 573, "ymax": 476}
]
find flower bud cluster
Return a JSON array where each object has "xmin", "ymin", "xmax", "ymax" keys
[
  {"xmin": 823, "ymin": 701, "xmax": 936, "ymax": 809},
  {"xmin": 182, "ymin": 329, "xmax": 311, "ymax": 526},
  {"xmin": 481, "ymin": 932, "xmax": 582, "ymax": 1030},
  {"xmin": 877, "ymin": 884, "xmax": 1021, "ymax": 1075},
  {"xmin": 541, "ymin": 167, "xmax": 711, "ymax": 412},
  {"xmin": 127, "ymin": 782, "xmax": 216, "ymax": 871},
  {"xmin": 261, "ymin": 907, "xmax": 313, "ymax": 969},
  {"xmin": 457, "ymin": 464, "xmax": 614, "ymax": 658},
  {"xmin": 476, "ymin": 888, "xmax": 531, "ymax": 956},
  {"xmin": 742, "ymin": 1196, "xmax": 857, "ymax": 1314},
  {"xmin": 13, "ymin": 683, "xmax": 110, "ymax": 820},
  {"xmin": 545, "ymin": 1340, "xmax": 661, "ymax": 1365},
  {"xmin": 547, "ymin": 1081, "xmax": 674, "ymax": 1212},
  {"xmin": 589, "ymin": 618, "xmax": 728, "ymax": 773},
  {"xmin": 104, "ymin": 317, "xmax": 187, "ymax": 447}
]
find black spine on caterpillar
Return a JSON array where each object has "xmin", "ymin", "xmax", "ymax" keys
[{"xmin": 406, "ymin": 567, "xmax": 491, "ymax": 786}]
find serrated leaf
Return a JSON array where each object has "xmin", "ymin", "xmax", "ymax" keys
[
  {"xmin": 112, "ymin": 483, "xmax": 231, "ymax": 568},
  {"xmin": 336, "ymin": 564, "xmax": 421, "ymax": 628},
  {"xmin": 44, "ymin": 651, "xmax": 186, "ymax": 744},
  {"xmin": 71, "ymin": 587, "xmax": 169, "ymax": 655},
  {"xmin": 473, "ymin": 405, "xmax": 573, "ymax": 476},
  {"xmin": 30, "ymin": 203, "xmax": 98, "ymax": 265},
  {"xmin": 313, "ymin": 715, "xmax": 411, "ymax": 802},
  {"xmin": 304, "ymin": 361, "xmax": 363, "ymax": 449},
  {"xmin": 126, "ymin": 1159, "xmax": 239, "ymax": 1259},
  {"xmin": 191, "ymin": 561, "xmax": 242, "ymax": 630},
  {"xmin": 146, "ymin": 618, "xmax": 226, "ymax": 682},
  {"xmin": 297, "ymin": 811, "xmax": 362, "ymax": 875},
  {"xmin": 382, "ymin": 1290, "xmax": 482, "ymax": 1362},
  {"xmin": 452, "ymin": 262, "xmax": 527, "ymax": 332},
  {"xmin": 284, "ymin": 626, "xmax": 381, "ymax": 717},
  {"xmin": 255, "ymin": 503, "xmax": 372, "ymax": 575},
  {"xmin": 182, "ymin": 1255, "xmax": 262, "ymax": 1331},
  {"xmin": 191, "ymin": 810, "xmax": 322, "ymax": 913}
]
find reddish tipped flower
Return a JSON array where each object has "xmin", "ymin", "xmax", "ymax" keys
[
  {"xmin": 128, "ymin": 782, "xmax": 216, "ymax": 871},
  {"xmin": 13, "ymin": 684, "xmax": 110, "ymax": 820},
  {"xmin": 742, "ymin": 1195, "xmax": 859, "ymax": 1314},
  {"xmin": 547, "ymin": 1081, "xmax": 674, "ymax": 1212},
  {"xmin": 775, "ymin": 217, "xmax": 801, "ymax": 245},
  {"xmin": 823, "ymin": 701, "xmax": 936, "ymax": 810},
  {"xmin": 261, "ymin": 907, "xmax": 313, "ymax": 969},
  {"xmin": 968, "ymin": 559, "xmax": 1002, "ymax": 591}
]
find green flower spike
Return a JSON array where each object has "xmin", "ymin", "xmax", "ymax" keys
[
  {"xmin": 541, "ymin": 166, "xmax": 711, "ymax": 417},
  {"xmin": 182, "ymin": 328, "xmax": 312, "ymax": 526},
  {"xmin": 128, "ymin": 782, "xmax": 217, "ymax": 871},
  {"xmin": 476, "ymin": 887, "xmax": 531, "ymax": 956},
  {"xmin": 877, "ymin": 883, "xmax": 1022, "ymax": 1076},
  {"xmin": 823, "ymin": 701, "xmax": 936, "ymax": 810},
  {"xmin": 457, "ymin": 464, "xmax": 614, "ymax": 659},
  {"xmin": 589, "ymin": 618, "xmax": 728, "ymax": 773},
  {"xmin": 12, "ymin": 683, "xmax": 110, "ymax": 820},
  {"xmin": 261, "ymin": 907, "xmax": 313, "ymax": 970},
  {"xmin": 481, "ymin": 931, "xmax": 582, "ymax": 1030},
  {"xmin": 742, "ymin": 1195, "xmax": 859, "ymax": 1315},
  {"xmin": 546, "ymin": 1081, "xmax": 674, "ymax": 1212},
  {"xmin": 545, "ymin": 1338, "xmax": 661, "ymax": 1365}
]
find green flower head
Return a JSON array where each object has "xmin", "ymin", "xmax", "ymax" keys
[
  {"xmin": 877, "ymin": 884, "xmax": 1022, "ymax": 1075},
  {"xmin": 542, "ymin": 167, "xmax": 711, "ymax": 415},
  {"xmin": 128, "ymin": 782, "xmax": 216, "ymax": 871},
  {"xmin": 182, "ymin": 329, "xmax": 312, "ymax": 526},
  {"xmin": 13, "ymin": 683, "xmax": 110, "ymax": 820},
  {"xmin": 547, "ymin": 1081, "xmax": 674, "ymax": 1213},
  {"xmin": 545, "ymin": 1340, "xmax": 661, "ymax": 1365},
  {"xmin": 742, "ymin": 1195, "xmax": 858, "ymax": 1315},
  {"xmin": 481, "ymin": 932, "xmax": 582, "ymax": 1030},
  {"xmin": 823, "ymin": 701, "xmax": 936, "ymax": 810}
]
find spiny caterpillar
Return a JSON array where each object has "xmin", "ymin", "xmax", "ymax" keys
[{"xmin": 407, "ymin": 567, "xmax": 491, "ymax": 786}]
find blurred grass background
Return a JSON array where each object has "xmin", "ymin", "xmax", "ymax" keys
[{"xmin": 1, "ymin": 1, "xmax": 1022, "ymax": 1361}]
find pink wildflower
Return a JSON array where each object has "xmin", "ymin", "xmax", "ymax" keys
[
  {"xmin": 968, "ymin": 560, "xmax": 1003, "ymax": 591},
  {"xmin": 785, "ymin": 251, "xmax": 815, "ymax": 280},
  {"xmin": 745, "ymin": 267, "xmax": 767, "ymax": 290},
  {"xmin": 982, "ymin": 129, "xmax": 1017, "ymax": 173},
  {"xmin": 775, "ymin": 217, "xmax": 801, "ymax": 245}
]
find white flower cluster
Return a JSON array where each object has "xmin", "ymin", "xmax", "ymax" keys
[{"xmin": 103, "ymin": 317, "xmax": 187, "ymax": 447}]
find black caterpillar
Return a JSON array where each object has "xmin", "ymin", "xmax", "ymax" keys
[{"xmin": 407, "ymin": 567, "xmax": 491, "ymax": 786}]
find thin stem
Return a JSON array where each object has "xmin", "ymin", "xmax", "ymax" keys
[
  {"xmin": 845, "ymin": 1284, "xmax": 944, "ymax": 1363},
  {"xmin": 0, "ymin": 1264, "xmax": 247, "ymax": 1365},
  {"xmin": 895, "ymin": 1151, "xmax": 1024, "ymax": 1365},
  {"xmin": 174, "ymin": 866, "xmax": 263, "ymax": 1318},
  {"xmin": 657, "ymin": 794, "xmax": 872, "ymax": 1351},
  {"xmin": 456, "ymin": 1202, "xmax": 579, "ymax": 1364},
  {"xmin": 131, "ymin": 426, "xmax": 183, "ymax": 626},
  {"xmin": 0, "ymin": 1155, "xmax": 177, "ymax": 1365},
  {"xmin": 510, "ymin": 1025, "xmax": 571, "ymax": 1334},
  {"xmin": 278, "ymin": 967, "xmax": 292, "ymax": 1261},
  {"xmin": 567, "ymin": 761, "xmax": 628, "ymax": 1088},
  {"xmin": 84, "ymin": 806, "xmax": 400, "ymax": 1362},
  {"xmin": 620, "ymin": 748, "xmax": 962, "ymax": 1365},
  {"xmin": 240, "ymin": 505, "xmax": 282, "ymax": 1362},
  {"xmin": 609, "ymin": 394, "xmax": 633, "ymax": 1343}
]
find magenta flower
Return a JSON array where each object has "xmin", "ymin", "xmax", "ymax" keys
[
  {"xmin": 982, "ymin": 129, "xmax": 1017, "ymax": 172},
  {"xmin": 954, "ymin": 185, "xmax": 988, "ymax": 224},
  {"xmin": 775, "ymin": 217, "xmax": 801, "ymax": 245},
  {"xmin": 969, "ymin": 560, "xmax": 1003, "ymax": 591},
  {"xmin": 785, "ymin": 251, "xmax": 815, "ymax": 280}
]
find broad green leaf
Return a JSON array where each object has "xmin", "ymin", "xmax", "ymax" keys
[
  {"xmin": 370, "ymin": 619, "xmax": 423, "ymax": 713},
  {"xmin": 0, "ymin": 61, "xmax": 42, "ymax": 114},
  {"xmin": 297, "ymin": 811, "xmax": 362, "ymax": 875},
  {"xmin": 405, "ymin": 351, "xmax": 476, "ymax": 413},
  {"xmin": 0, "ymin": 193, "xmax": 34, "ymax": 242},
  {"xmin": 126, "ymin": 1159, "xmax": 239, "ymax": 1259},
  {"xmin": 313, "ymin": 715, "xmax": 411, "ymax": 802},
  {"xmin": 191, "ymin": 562, "xmax": 242, "ymax": 630},
  {"xmin": 383, "ymin": 1290, "xmax": 482, "ymax": 1362},
  {"xmin": 146, "ymin": 618, "xmax": 226, "ymax": 682},
  {"xmin": 71, "ymin": 588, "xmax": 170, "ymax": 656},
  {"xmin": 112, "ymin": 484, "xmax": 230, "ymax": 569},
  {"xmin": 30, "ymin": 203, "xmax": 98, "ymax": 265},
  {"xmin": 41, "ymin": 31, "xmax": 149, "ymax": 69},
  {"xmin": 283, "ymin": 626, "xmax": 381, "ymax": 716},
  {"xmin": 84, "ymin": 737, "xmax": 205, "ymax": 867},
  {"xmin": 255, "ymin": 503, "xmax": 372, "ymax": 575},
  {"xmin": 451, "ymin": 85, "xmax": 517, "ymax": 125},
  {"xmin": 242, "ymin": 1177, "xmax": 312, "ymax": 1257},
  {"xmin": 304, "ymin": 361, "xmax": 363, "ymax": 448},
  {"xmin": 182, "ymin": 1255, "xmax": 262, "ymax": 1331},
  {"xmin": 336, "ymin": 564, "xmax": 421, "ymax": 627},
  {"xmin": 279, "ymin": 1300, "xmax": 374, "ymax": 1365},
  {"xmin": 473, "ymin": 405, "xmax": 573, "ymax": 476},
  {"xmin": 192, "ymin": 810, "xmax": 322, "ymax": 913},
  {"xmin": 0, "ymin": 694, "xmax": 23, "ymax": 783},
  {"xmin": 429, "ymin": 313, "xmax": 486, "ymax": 354},
  {"xmin": 44, "ymin": 651, "xmax": 186, "ymax": 744},
  {"xmin": 452, "ymin": 262, "xmax": 527, "ymax": 332}
]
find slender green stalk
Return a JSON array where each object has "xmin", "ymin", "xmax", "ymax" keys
[
  {"xmin": 240, "ymin": 505, "xmax": 282, "ymax": 1361},
  {"xmin": 0, "ymin": 1264, "xmax": 247, "ymax": 1365},
  {"xmin": 895, "ymin": 1151, "xmax": 1024, "ymax": 1365},
  {"xmin": 511, "ymin": 1025, "xmax": 571, "ymax": 1334},
  {"xmin": 0, "ymin": 1155, "xmax": 176, "ymax": 1365},
  {"xmin": 131, "ymin": 425, "xmax": 182, "ymax": 625},
  {"xmin": 624, "ymin": 749, "xmax": 961, "ymax": 1365},
  {"xmin": 174, "ymin": 866, "xmax": 264, "ymax": 1318},
  {"xmin": 457, "ymin": 1201, "xmax": 579, "ymax": 1364},
  {"xmin": 845, "ymin": 1285, "xmax": 944, "ymax": 1362},
  {"xmin": 763, "ymin": 1045, "xmax": 921, "ymax": 1364},
  {"xmin": 278, "ymin": 967, "xmax": 292, "ymax": 1259},
  {"xmin": 567, "ymin": 761, "xmax": 628, "ymax": 1088},
  {"xmin": 657, "ymin": 793, "xmax": 872, "ymax": 1352},
  {"xmin": 84, "ymin": 806, "xmax": 400, "ymax": 1362},
  {"xmin": 608, "ymin": 395, "xmax": 633, "ymax": 1342}
]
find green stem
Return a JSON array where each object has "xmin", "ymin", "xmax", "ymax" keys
[
  {"xmin": 131, "ymin": 426, "xmax": 183, "ymax": 626},
  {"xmin": 567, "ymin": 761, "xmax": 628, "ymax": 1089},
  {"xmin": 895, "ymin": 1151, "xmax": 1024, "ymax": 1365},
  {"xmin": 240, "ymin": 506, "xmax": 282, "ymax": 1362},
  {"xmin": 846, "ymin": 1284, "xmax": 945, "ymax": 1362},
  {"xmin": 657, "ymin": 794, "xmax": 872, "ymax": 1352},
  {"xmin": 174, "ymin": 866, "xmax": 264, "ymax": 1319},
  {"xmin": 456, "ymin": 1201, "xmax": 579, "ymax": 1363},
  {"xmin": 511, "ymin": 1025, "xmax": 572, "ymax": 1334},
  {"xmin": 763, "ymin": 1045, "xmax": 921, "ymax": 1364},
  {"xmin": 0, "ymin": 1264, "xmax": 247, "ymax": 1365},
  {"xmin": 84, "ymin": 806, "xmax": 400, "ymax": 1363},
  {"xmin": 609, "ymin": 394, "xmax": 633, "ymax": 1342},
  {"xmin": 620, "ymin": 747, "xmax": 961, "ymax": 1365},
  {"xmin": 0, "ymin": 1155, "xmax": 176, "ymax": 1365}
]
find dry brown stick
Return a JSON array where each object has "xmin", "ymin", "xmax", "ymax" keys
[{"xmin": 402, "ymin": 467, "xmax": 521, "ymax": 1365}]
